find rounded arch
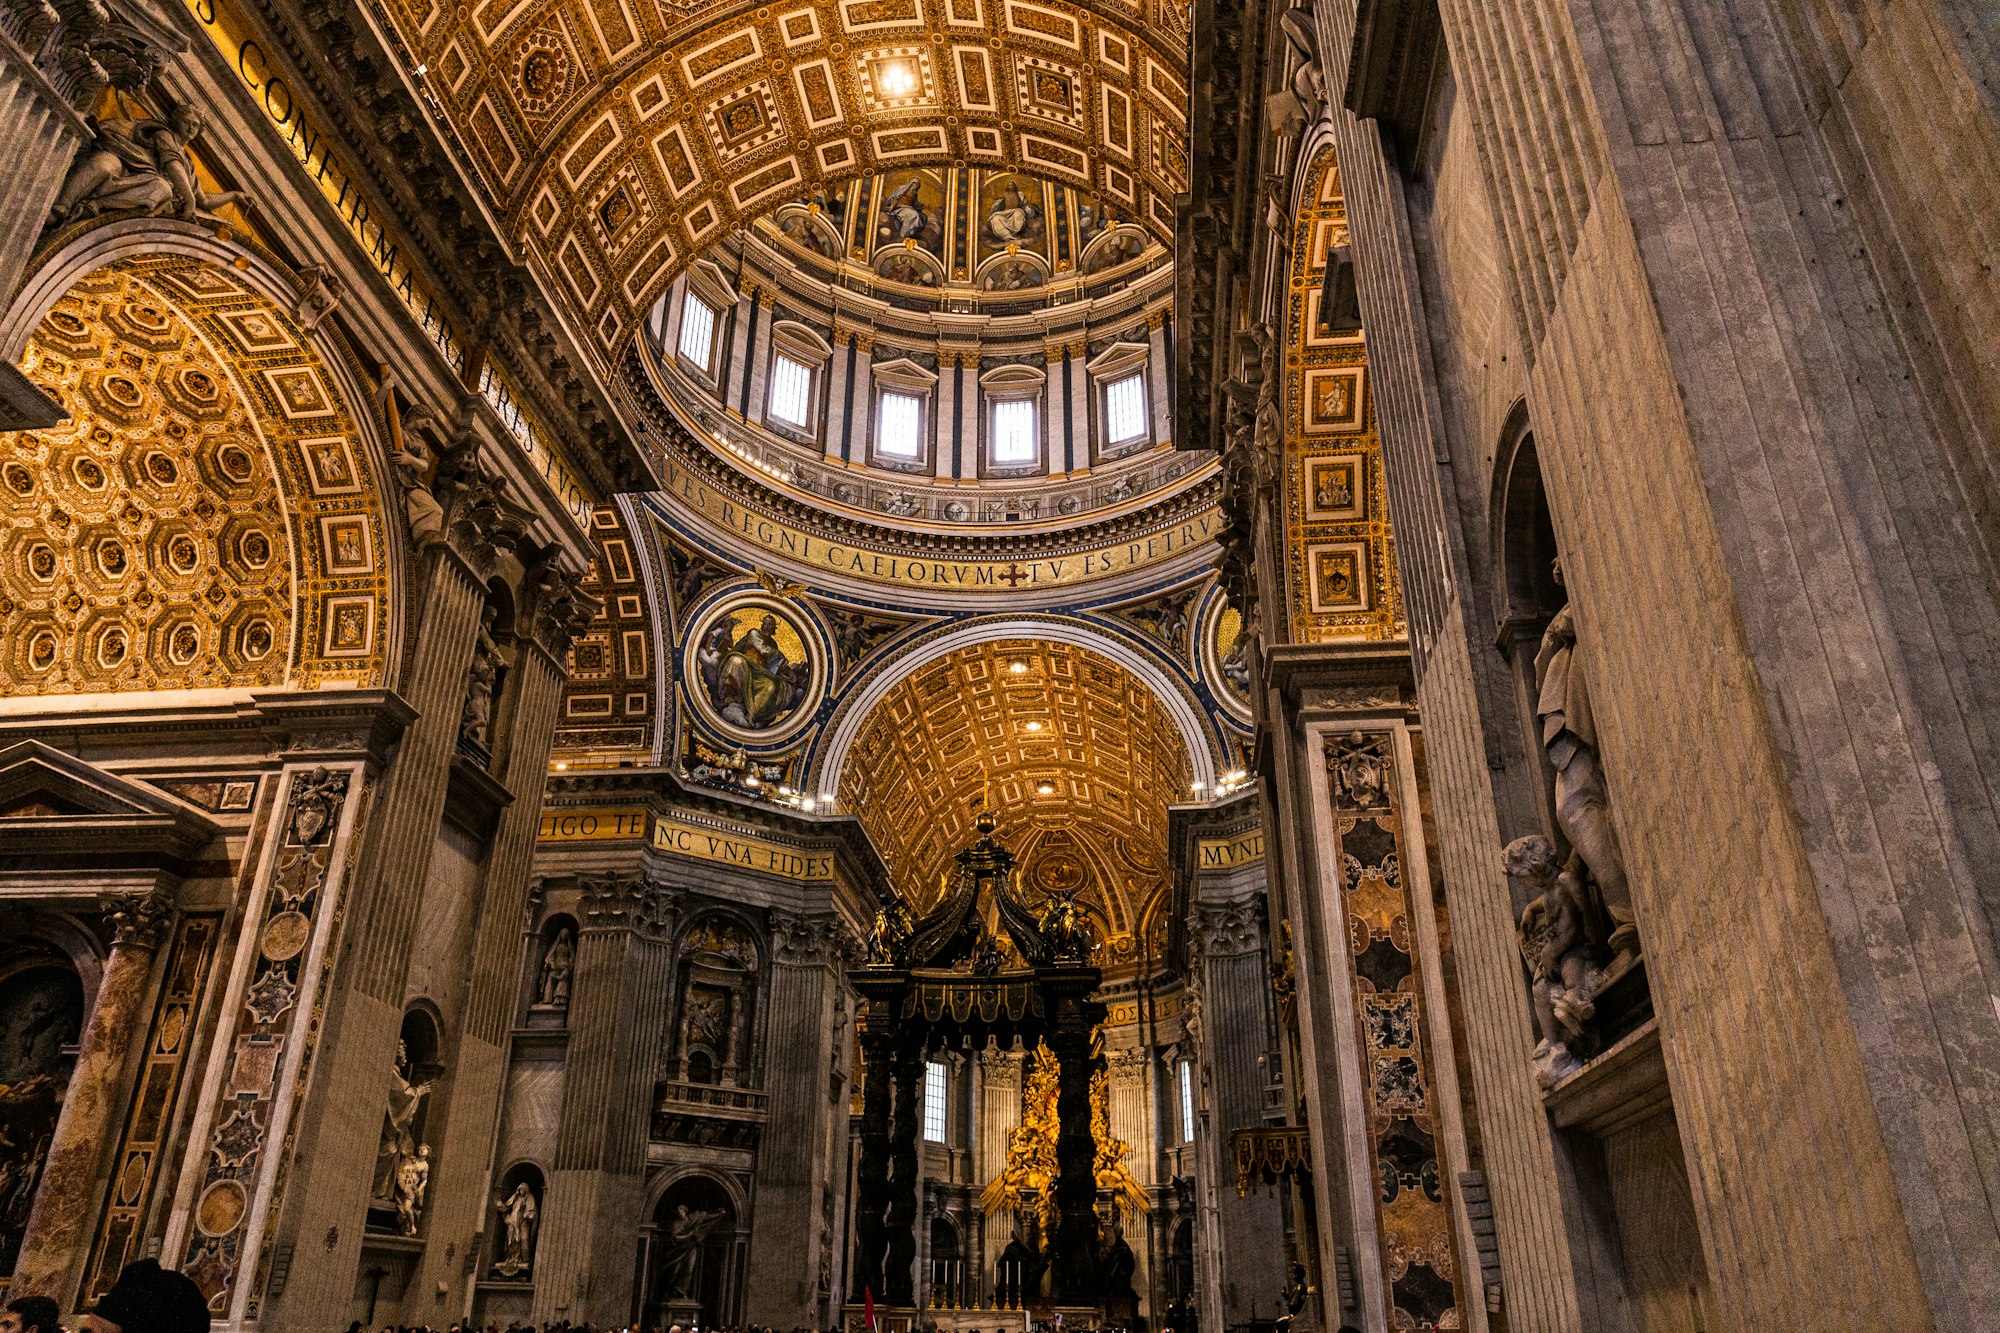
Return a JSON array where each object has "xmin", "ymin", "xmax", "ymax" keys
[
  {"xmin": 1488, "ymin": 399, "xmax": 1562, "ymax": 629},
  {"xmin": 644, "ymin": 1162, "xmax": 750, "ymax": 1222},
  {"xmin": 812, "ymin": 615, "xmax": 1221, "ymax": 798},
  {"xmin": 2, "ymin": 224, "xmax": 404, "ymax": 692}
]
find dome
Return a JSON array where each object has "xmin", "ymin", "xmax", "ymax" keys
[
  {"xmin": 762, "ymin": 169, "xmax": 1166, "ymax": 312},
  {"xmin": 635, "ymin": 166, "xmax": 1205, "ymax": 540}
]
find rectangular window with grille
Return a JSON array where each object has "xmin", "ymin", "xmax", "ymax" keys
[
  {"xmin": 879, "ymin": 391, "xmax": 924, "ymax": 457},
  {"xmin": 769, "ymin": 353, "xmax": 813, "ymax": 427},
  {"xmin": 1179, "ymin": 1059, "xmax": 1196, "ymax": 1142},
  {"xmin": 924, "ymin": 1060, "xmax": 949, "ymax": 1142},
  {"xmin": 1106, "ymin": 371, "xmax": 1148, "ymax": 446},
  {"xmin": 678, "ymin": 293, "xmax": 716, "ymax": 371},
  {"xmin": 992, "ymin": 398, "xmax": 1039, "ymax": 464}
]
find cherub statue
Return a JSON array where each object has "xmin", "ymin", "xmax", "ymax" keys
[{"xmin": 1504, "ymin": 834, "xmax": 1604, "ymax": 1090}]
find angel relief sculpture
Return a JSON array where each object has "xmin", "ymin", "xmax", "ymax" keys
[{"xmin": 50, "ymin": 95, "xmax": 252, "ymax": 228}]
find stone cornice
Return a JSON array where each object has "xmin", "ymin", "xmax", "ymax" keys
[
  {"xmin": 0, "ymin": 687, "xmax": 415, "ymax": 769},
  {"xmin": 206, "ymin": 0, "xmax": 653, "ymax": 493},
  {"xmin": 541, "ymin": 765, "xmax": 891, "ymax": 896}
]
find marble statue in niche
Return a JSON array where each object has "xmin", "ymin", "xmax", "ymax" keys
[
  {"xmin": 1505, "ymin": 834, "xmax": 1605, "ymax": 1090},
  {"xmin": 460, "ymin": 605, "xmax": 500, "ymax": 749},
  {"xmin": 1534, "ymin": 560, "xmax": 1640, "ymax": 969},
  {"xmin": 492, "ymin": 1181, "xmax": 539, "ymax": 1278},
  {"xmin": 371, "ymin": 1040, "xmax": 434, "ymax": 1216},
  {"xmin": 536, "ymin": 928, "xmax": 574, "ymax": 1008},
  {"xmin": 662, "ymin": 1204, "xmax": 725, "ymax": 1298}
]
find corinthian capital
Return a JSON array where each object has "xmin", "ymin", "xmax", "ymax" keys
[
  {"xmin": 769, "ymin": 911, "xmax": 840, "ymax": 967},
  {"xmin": 1189, "ymin": 894, "xmax": 1266, "ymax": 959},
  {"xmin": 102, "ymin": 892, "xmax": 173, "ymax": 951},
  {"xmin": 438, "ymin": 448, "xmax": 531, "ymax": 578},
  {"xmin": 531, "ymin": 563, "xmax": 602, "ymax": 660}
]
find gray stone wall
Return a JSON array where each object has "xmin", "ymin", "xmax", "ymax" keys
[{"xmin": 1311, "ymin": 0, "xmax": 2000, "ymax": 1325}]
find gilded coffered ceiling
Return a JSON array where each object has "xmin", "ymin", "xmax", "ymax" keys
[
  {"xmin": 2, "ymin": 259, "xmax": 395, "ymax": 695},
  {"xmin": 1284, "ymin": 148, "xmax": 1403, "ymax": 643},
  {"xmin": 837, "ymin": 636, "xmax": 1194, "ymax": 959},
  {"xmin": 379, "ymin": 0, "xmax": 1190, "ymax": 364}
]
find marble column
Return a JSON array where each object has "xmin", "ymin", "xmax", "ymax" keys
[
  {"xmin": 1146, "ymin": 313, "xmax": 1172, "ymax": 448},
  {"xmin": 264, "ymin": 458, "xmax": 528, "ymax": 1331},
  {"xmin": 934, "ymin": 353, "xmax": 959, "ymax": 480},
  {"xmin": 11, "ymin": 893, "xmax": 171, "ymax": 1300},
  {"xmin": 824, "ymin": 332, "xmax": 853, "ymax": 462},
  {"xmin": 1191, "ymin": 894, "xmax": 1288, "ymax": 1326},
  {"xmin": 744, "ymin": 914, "xmax": 842, "ymax": 1326},
  {"xmin": 847, "ymin": 338, "xmax": 875, "ymax": 463},
  {"xmin": 411, "ymin": 567, "xmax": 594, "ymax": 1313},
  {"xmin": 533, "ymin": 878, "xmax": 677, "ymax": 1325},
  {"xmin": 884, "ymin": 1041, "xmax": 922, "ymax": 1305}
]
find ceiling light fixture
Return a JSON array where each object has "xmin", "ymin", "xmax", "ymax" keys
[
  {"xmin": 1036, "ymin": 781, "xmax": 1056, "ymax": 795},
  {"xmin": 1008, "ymin": 660, "xmax": 1028, "ymax": 674},
  {"xmin": 880, "ymin": 60, "xmax": 916, "ymax": 96},
  {"xmin": 1024, "ymin": 720, "xmax": 1044, "ymax": 732}
]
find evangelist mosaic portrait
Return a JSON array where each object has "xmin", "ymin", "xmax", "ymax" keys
[{"xmin": 687, "ymin": 597, "xmax": 822, "ymax": 740}]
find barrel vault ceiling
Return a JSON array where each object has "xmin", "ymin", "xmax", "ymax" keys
[
  {"xmin": 836, "ymin": 637, "xmax": 1194, "ymax": 953},
  {"xmin": 376, "ymin": 0, "xmax": 1191, "ymax": 366}
]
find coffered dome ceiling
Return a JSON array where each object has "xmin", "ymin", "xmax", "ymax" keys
[
  {"xmin": 379, "ymin": 0, "xmax": 1189, "ymax": 365},
  {"xmin": 837, "ymin": 636, "xmax": 1194, "ymax": 963}
]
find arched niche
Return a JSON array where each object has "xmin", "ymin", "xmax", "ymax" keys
[
  {"xmin": 648, "ymin": 1172, "xmax": 742, "ymax": 1328},
  {"xmin": 0, "ymin": 938, "xmax": 88, "ymax": 1272},
  {"xmin": 369, "ymin": 1005, "xmax": 444, "ymax": 1235},
  {"xmin": 525, "ymin": 913, "xmax": 578, "ymax": 1025},
  {"xmin": 1488, "ymin": 403, "xmax": 1569, "ymax": 843},
  {"xmin": 1489, "ymin": 401, "xmax": 1564, "ymax": 635},
  {"xmin": 2, "ymin": 242, "xmax": 400, "ymax": 694},
  {"xmin": 669, "ymin": 914, "xmax": 762, "ymax": 1087},
  {"xmin": 488, "ymin": 1160, "xmax": 545, "ymax": 1283}
]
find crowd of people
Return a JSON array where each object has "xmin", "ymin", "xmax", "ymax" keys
[
  {"xmin": 341, "ymin": 1323, "xmax": 822, "ymax": 1333},
  {"xmin": 4, "ymin": 1260, "xmax": 211, "ymax": 1333}
]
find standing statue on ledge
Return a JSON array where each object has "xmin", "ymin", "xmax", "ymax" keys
[
  {"xmin": 372, "ymin": 1040, "xmax": 434, "ymax": 1204},
  {"xmin": 537, "ymin": 928, "xmax": 574, "ymax": 1008},
  {"xmin": 1534, "ymin": 560, "xmax": 1639, "ymax": 970},
  {"xmin": 1505, "ymin": 834, "xmax": 1605, "ymax": 1090},
  {"xmin": 492, "ymin": 1181, "xmax": 539, "ymax": 1277},
  {"xmin": 460, "ymin": 605, "xmax": 500, "ymax": 748},
  {"xmin": 394, "ymin": 1144, "xmax": 430, "ymax": 1236}
]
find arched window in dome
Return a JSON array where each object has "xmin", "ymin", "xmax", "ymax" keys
[
  {"xmin": 869, "ymin": 358, "xmax": 938, "ymax": 471},
  {"xmin": 1087, "ymin": 341, "xmax": 1156, "ymax": 461},
  {"xmin": 763, "ymin": 321, "xmax": 833, "ymax": 440},
  {"xmin": 979, "ymin": 362, "xmax": 1048, "ymax": 476}
]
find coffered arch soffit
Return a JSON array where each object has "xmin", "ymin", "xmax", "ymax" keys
[
  {"xmin": 2, "ymin": 254, "xmax": 400, "ymax": 694},
  {"xmin": 381, "ymin": 0, "xmax": 1190, "ymax": 365},
  {"xmin": 833, "ymin": 633, "xmax": 1196, "ymax": 953}
]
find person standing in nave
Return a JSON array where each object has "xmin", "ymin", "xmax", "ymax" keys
[{"xmin": 2, "ymin": 1296, "xmax": 61, "ymax": 1333}]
